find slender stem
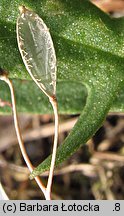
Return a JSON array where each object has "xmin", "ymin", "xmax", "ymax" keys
[
  {"xmin": 0, "ymin": 75, "xmax": 47, "ymax": 198},
  {"xmin": 0, "ymin": 182, "xmax": 9, "ymax": 200},
  {"xmin": 46, "ymin": 96, "xmax": 59, "ymax": 200}
]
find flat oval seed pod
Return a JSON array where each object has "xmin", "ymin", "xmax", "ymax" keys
[{"xmin": 17, "ymin": 6, "xmax": 56, "ymax": 97}]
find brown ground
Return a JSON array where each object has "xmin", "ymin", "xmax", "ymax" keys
[{"xmin": 0, "ymin": 113, "xmax": 124, "ymax": 200}]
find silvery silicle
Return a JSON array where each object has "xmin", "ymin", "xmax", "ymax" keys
[{"xmin": 16, "ymin": 5, "xmax": 59, "ymax": 200}]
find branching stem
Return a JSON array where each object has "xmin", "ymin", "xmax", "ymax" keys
[
  {"xmin": 0, "ymin": 74, "xmax": 46, "ymax": 198},
  {"xmin": 0, "ymin": 73, "xmax": 59, "ymax": 200}
]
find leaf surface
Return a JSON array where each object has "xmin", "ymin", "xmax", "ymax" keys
[{"xmin": 0, "ymin": 0, "xmax": 124, "ymax": 177}]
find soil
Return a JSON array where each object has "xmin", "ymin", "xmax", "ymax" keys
[{"xmin": 0, "ymin": 113, "xmax": 124, "ymax": 200}]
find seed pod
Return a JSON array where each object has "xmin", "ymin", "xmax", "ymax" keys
[{"xmin": 17, "ymin": 6, "xmax": 56, "ymax": 97}]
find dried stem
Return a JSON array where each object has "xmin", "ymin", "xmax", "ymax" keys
[
  {"xmin": 0, "ymin": 182, "xmax": 9, "ymax": 200},
  {"xmin": 45, "ymin": 96, "xmax": 59, "ymax": 200},
  {"xmin": 0, "ymin": 74, "xmax": 47, "ymax": 199}
]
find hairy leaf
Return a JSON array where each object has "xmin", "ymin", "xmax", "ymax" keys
[{"xmin": 0, "ymin": 0, "xmax": 124, "ymax": 177}]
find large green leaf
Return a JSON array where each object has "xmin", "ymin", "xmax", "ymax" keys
[
  {"xmin": 0, "ymin": 0, "xmax": 124, "ymax": 178},
  {"xmin": 0, "ymin": 79, "xmax": 87, "ymax": 114}
]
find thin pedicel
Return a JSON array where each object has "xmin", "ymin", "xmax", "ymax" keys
[
  {"xmin": 0, "ymin": 69, "xmax": 46, "ymax": 198},
  {"xmin": 16, "ymin": 6, "xmax": 59, "ymax": 200}
]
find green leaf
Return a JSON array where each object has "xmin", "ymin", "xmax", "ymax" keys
[
  {"xmin": 0, "ymin": 0, "xmax": 124, "ymax": 178},
  {"xmin": 0, "ymin": 79, "xmax": 87, "ymax": 114}
]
